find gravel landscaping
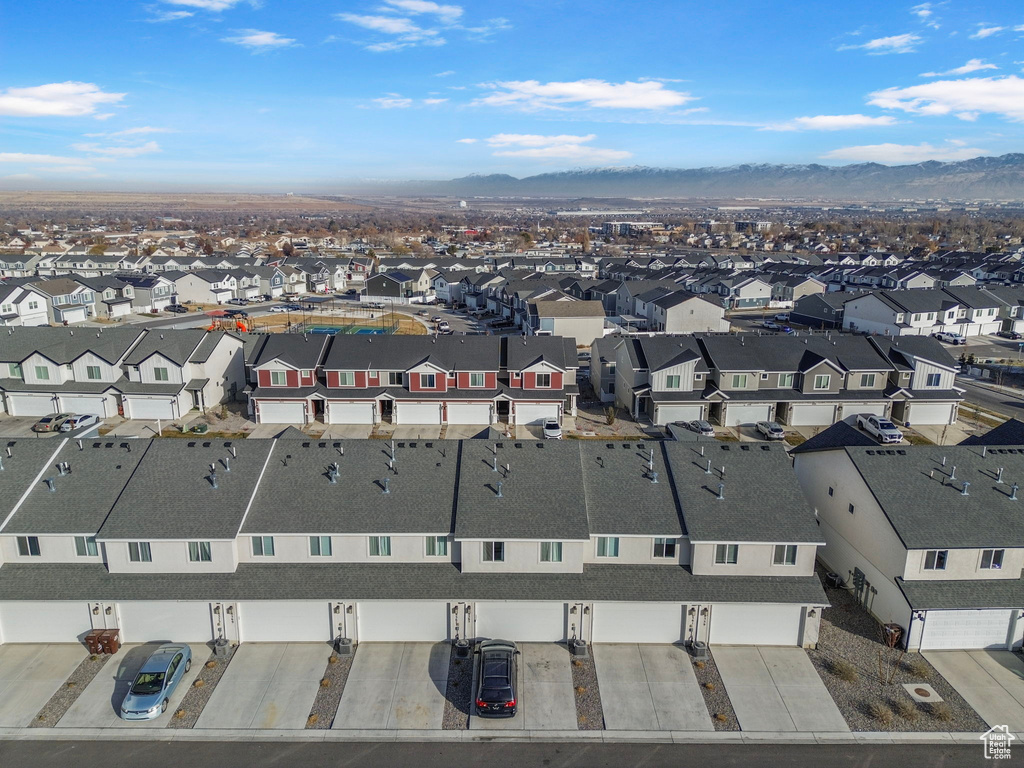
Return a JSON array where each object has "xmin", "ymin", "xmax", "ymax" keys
[
  {"xmin": 570, "ymin": 648, "xmax": 603, "ymax": 730},
  {"xmin": 306, "ymin": 649, "xmax": 354, "ymax": 729},
  {"xmin": 689, "ymin": 647, "xmax": 739, "ymax": 731},
  {"xmin": 29, "ymin": 652, "xmax": 110, "ymax": 728},
  {"xmin": 167, "ymin": 644, "xmax": 237, "ymax": 729},
  {"xmin": 808, "ymin": 567, "xmax": 987, "ymax": 732},
  {"xmin": 442, "ymin": 644, "xmax": 472, "ymax": 730}
]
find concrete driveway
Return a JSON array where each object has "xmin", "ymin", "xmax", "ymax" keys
[
  {"xmin": 0, "ymin": 417, "xmax": 64, "ymax": 439},
  {"xmin": 593, "ymin": 644, "xmax": 712, "ymax": 731},
  {"xmin": 197, "ymin": 643, "xmax": 328, "ymax": 730},
  {"xmin": 713, "ymin": 646, "xmax": 848, "ymax": 732},
  {"xmin": 387, "ymin": 426, "xmax": 443, "ymax": 440},
  {"xmin": 333, "ymin": 643, "xmax": 449, "ymax": 730},
  {"xmin": 320, "ymin": 425, "xmax": 373, "ymax": 439},
  {"xmin": 0, "ymin": 644, "xmax": 86, "ymax": 727},
  {"xmin": 57, "ymin": 643, "xmax": 203, "ymax": 728},
  {"xmin": 470, "ymin": 643, "xmax": 577, "ymax": 731},
  {"xmin": 925, "ymin": 650, "xmax": 1024, "ymax": 734}
]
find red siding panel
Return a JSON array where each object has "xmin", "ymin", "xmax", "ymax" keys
[
  {"xmin": 485, "ymin": 372, "xmax": 497, "ymax": 389},
  {"xmin": 286, "ymin": 370, "xmax": 299, "ymax": 388},
  {"xmin": 354, "ymin": 372, "xmax": 367, "ymax": 388},
  {"xmin": 522, "ymin": 372, "xmax": 534, "ymax": 389},
  {"xmin": 326, "ymin": 371, "xmax": 339, "ymax": 388},
  {"xmin": 257, "ymin": 370, "xmax": 271, "ymax": 387}
]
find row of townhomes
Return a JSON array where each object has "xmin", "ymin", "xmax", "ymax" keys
[
  {"xmin": 790, "ymin": 419, "xmax": 1024, "ymax": 651},
  {"xmin": 0, "ymin": 436, "xmax": 827, "ymax": 648},
  {"xmin": 593, "ymin": 332, "xmax": 962, "ymax": 428},
  {"xmin": 0, "ymin": 328, "xmax": 245, "ymax": 420},
  {"xmin": 247, "ymin": 334, "xmax": 579, "ymax": 427}
]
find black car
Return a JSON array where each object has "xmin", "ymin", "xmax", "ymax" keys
[
  {"xmin": 997, "ymin": 330, "xmax": 1023, "ymax": 340},
  {"xmin": 223, "ymin": 309, "xmax": 248, "ymax": 318},
  {"xmin": 165, "ymin": 304, "xmax": 188, "ymax": 314},
  {"xmin": 475, "ymin": 640, "xmax": 519, "ymax": 717}
]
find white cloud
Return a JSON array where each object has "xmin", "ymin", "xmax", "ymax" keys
[
  {"xmin": 0, "ymin": 153, "xmax": 91, "ymax": 165},
  {"xmin": 434, "ymin": 70, "xmax": 455, "ymax": 77},
  {"xmin": 821, "ymin": 141, "xmax": 989, "ymax": 163},
  {"xmin": 969, "ymin": 25, "xmax": 1004, "ymax": 40},
  {"xmin": 222, "ymin": 30, "xmax": 297, "ymax": 49},
  {"xmin": 147, "ymin": 10, "xmax": 194, "ymax": 22},
  {"xmin": 422, "ymin": 98, "xmax": 448, "ymax": 104},
  {"xmin": 72, "ymin": 141, "xmax": 162, "ymax": 157},
  {"xmin": 471, "ymin": 133, "xmax": 631, "ymax": 163},
  {"xmin": 763, "ymin": 114, "xmax": 900, "ymax": 131},
  {"xmin": 868, "ymin": 75, "xmax": 1024, "ymax": 121},
  {"xmin": 911, "ymin": 3, "xmax": 940, "ymax": 29},
  {"xmin": 373, "ymin": 96, "xmax": 414, "ymax": 108},
  {"xmin": 381, "ymin": 0, "xmax": 462, "ymax": 24},
  {"xmin": 0, "ymin": 82, "xmax": 126, "ymax": 118},
  {"xmin": 474, "ymin": 79, "xmax": 694, "ymax": 111},
  {"xmin": 921, "ymin": 58, "xmax": 998, "ymax": 76},
  {"xmin": 456, "ymin": 138, "xmax": 477, "ymax": 143},
  {"xmin": 94, "ymin": 113, "xmax": 116, "ymax": 121},
  {"xmin": 84, "ymin": 126, "xmax": 175, "ymax": 138},
  {"xmin": 839, "ymin": 33, "xmax": 922, "ymax": 54},
  {"xmin": 336, "ymin": 12, "xmax": 443, "ymax": 50},
  {"xmin": 162, "ymin": 0, "xmax": 243, "ymax": 10}
]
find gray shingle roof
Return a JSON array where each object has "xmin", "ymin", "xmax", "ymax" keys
[
  {"xmin": 252, "ymin": 333, "xmax": 330, "ymax": 370},
  {"xmin": 323, "ymin": 335, "xmax": 499, "ymax": 372},
  {"xmin": 896, "ymin": 577, "xmax": 1024, "ymax": 611},
  {"xmin": 0, "ymin": 440, "xmax": 69, "ymax": 530},
  {"xmin": 789, "ymin": 421, "xmax": 879, "ymax": 455},
  {"xmin": 0, "ymin": 327, "xmax": 144, "ymax": 366},
  {"xmin": 961, "ymin": 418, "xmax": 1024, "ymax": 446},
  {"xmin": 699, "ymin": 334, "xmax": 891, "ymax": 374},
  {"xmin": 124, "ymin": 330, "xmax": 206, "ymax": 366}
]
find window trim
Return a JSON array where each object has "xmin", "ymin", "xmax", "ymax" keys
[
  {"xmin": 337, "ymin": 371, "xmax": 355, "ymax": 387},
  {"xmin": 270, "ymin": 370, "xmax": 288, "ymax": 387},
  {"xmin": 859, "ymin": 373, "xmax": 876, "ymax": 388},
  {"xmin": 469, "ymin": 372, "xmax": 486, "ymax": 388},
  {"xmin": 420, "ymin": 373, "xmax": 436, "ymax": 389},
  {"xmin": 251, "ymin": 535, "xmax": 275, "ymax": 557},
  {"xmin": 387, "ymin": 371, "xmax": 403, "ymax": 386},
  {"xmin": 153, "ymin": 366, "xmax": 170, "ymax": 382},
  {"xmin": 425, "ymin": 536, "xmax": 448, "ymax": 557},
  {"xmin": 813, "ymin": 374, "xmax": 831, "ymax": 390},
  {"xmin": 925, "ymin": 372, "xmax": 941, "ymax": 387},
  {"xmin": 923, "ymin": 549, "xmax": 948, "ymax": 571},
  {"xmin": 369, "ymin": 535, "xmax": 392, "ymax": 557},
  {"xmin": 714, "ymin": 543, "xmax": 739, "ymax": 565},
  {"xmin": 128, "ymin": 541, "xmax": 152, "ymax": 562},
  {"xmin": 482, "ymin": 541, "xmax": 505, "ymax": 562},
  {"xmin": 535, "ymin": 372, "xmax": 552, "ymax": 388},
  {"xmin": 731, "ymin": 373, "xmax": 748, "ymax": 389},
  {"xmin": 188, "ymin": 541, "xmax": 212, "ymax": 562},
  {"xmin": 16, "ymin": 535, "xmax": 40, "ymax": 557},
  {"xmin": 773, "ymin": 544, "xmax": 798, "ymax": 566},
  {"xmin": 653, "ymin": 537, "xmax": 677, "ymax": 559},
  {"xmin": 596, "ymin": 536, "xmax": 619, "ymax": 558},
  {"xmin": 34, "ymin": 365, "xmax": 49, "ymax": 381},
  {"xmin": 540, "ymin": 541, "xmax": 563, "ymax": 563},
  {"xmin": 665, "ymin": 374, "xmax": 681, "ymax": 390},
  {"xmin": 75, "ymin": 535, "xmax": 99, "ymax": 557},
  {"xmin": 309, "ymin": 535, "xmax": 332, "ymax": 557},
  {"xmin": 981, "ymin": 548, "xmax": 1004, "ymax": 570}
]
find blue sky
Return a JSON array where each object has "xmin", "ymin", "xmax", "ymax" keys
[{"xmin": 2, "ymin": 0, "xmax": 1024, "ymax": 190}]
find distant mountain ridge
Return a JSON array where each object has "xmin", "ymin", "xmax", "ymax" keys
[{"xmin": 360, "ymin": 154, "xmax": 1024, "ymax": 200}]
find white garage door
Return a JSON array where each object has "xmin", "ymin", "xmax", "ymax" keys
[
  {"xmin": 327, "ymin": 401, "xmax": 375, "ymax": 424},
  {"xmin": 239, "ymin": 601, "xmax": 331, "ymax": 642},
  {"xmin": 257, "ymin": 400, "xmax": 307, "ymax": 424},
  {"xmin": 59, "ymin": 307, "xmax": 87, "ymax": 324},
  {"xmin": 476, "ymin": 601, "xmax": 566, "ymax": 643},
  {"xmin": 0, "ymin": 601, "xmax": 93, "ymax": 643},
  {"xmin": 127, "ymin": 397, "xmax": 176, "ymax": 420},
  {"xmin": 723, "ymin": 404, "xmax": 772, "ymax": 427},
  {"xmin": 710, "ymin": 603, "xmax": 802, "ymax": 646},
  {"xmin": 59, "ymin": 395, "xmax": 109, "ymax": 417},
  {"xmin": 908, "ymin": 402, "xmax": 956, "ymax": 425},
  {"xmin": 119, "ymin": 601, "xmax": 213, "ymax": 643},
  {"xmin": 841, "ymin": 403, "xmax": 887, "ymax": 422},
  {"xmin": 592, "ymin": 603, "xmax": 684, "ymax": 644},
  {"xmin": 395, "ymin": 403, "xmax": 442, "ymax": 425},
  {"xmin": 656, "ymin": 404, "xmax": 704, "ymax": 424},
  {"xmin": 447, "ymin": 403, "xmax": 492, "ymax": 424},
  {"xmin": 920, "ymin": 609, "xmax": 1013, "ymax": 650},
  {"xmin": 6, "ymin": 393, "xmax": 57, "ymax": 417},
  {"xmin": 357, "ymin": 601, "xmax": 449, "ymax": 642},
  {"xmin": 514, "ymin": 403, "xmax": 561, "ymax": 425},
  {"xmin": 788, "ymin": 403, "xmax": 836, "ymax": 427}
]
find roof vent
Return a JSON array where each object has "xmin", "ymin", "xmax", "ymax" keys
[
  {"xmin": 717, "ymin": 482, "xmax": 724, "ymax": 500},
  {"xmin": 44, "ymin": 477, "xmax": 56, "ymax": 492},
  {"xmin": 760, "ymin": 445, "xmax": 770, "ymax": 451},
  {"xmin": 740, "ymin": 445, "xmax": 750, "ymax": 451}
]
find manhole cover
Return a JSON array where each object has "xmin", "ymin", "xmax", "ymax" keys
[{"xmin": 904, "ymin": 683, "xmax": 943, "ymax": 703}]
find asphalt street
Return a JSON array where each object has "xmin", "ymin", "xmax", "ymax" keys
[
  {"xmin": 957, "ymin": 377, "xmax": 1024, "ymax": 421},
  {"xmin": 0, "ymin": 740, "xmax": 993, "ymax": 768}
]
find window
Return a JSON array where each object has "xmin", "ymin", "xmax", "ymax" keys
[
  {"xmin": 596, "ymin": 537, "xmax": 619, "ymax": 558},
  {"xmin": 337, "ymin": 371, "xmax": 355, "ymax": 387},
  {"xmin": 420, "ymin": 373, "xmax": 436, "ymax": 388},
  {"xmin": 74, "ymin": 536, "xmax": 98, "ymax": 557},
  {"xmin": 924, "ymin": 550, "xmax": 948, "ymax": 570},
  {"xmin": 368, "ymin": 371, "xmax": 378, "ymax": 379},
  {"xmin": 251, "ymin": 536, "xmax": 275, "ymax": 556},
  {"xmin": 665, "ymin": 375, "xmax": 681, "ymax": 389},
  {"xmin": 653, "ymin": 538, "xmax": 677, "ymax": 558},
  {"xmin": 387, "ymin": 372, "xmax": 403, "ymax": 386},
  {"xmin": 895, "ymin": 313, "xmax": 904, "ymax": 323},
  {"xmin": 848, "ymin": 503, "xmax": 855, "ymax": 515},
  {"xmin": 731, "ymin": 374, "xmax": 748, "ymax": 388},
  {"xmin": 369, "ymin": 536, "xmax": 392, "ymax": 557},
  {"xmin": 16, "ymin": 536, "xmax": 40, "ymax": 557},
  {"xmin": 188, "ymin": 541, "xmax": 212, "ymax": 562},
  {"xmin": 926, "ymin": 373, "xmax": 941, "ymax": 387},
  {"xmin": 540, "ymin": 541, "xmax": 563, "ymax": 562},
  {"xmin": 469, "ymin": 372, "xmax": 485, "ymax": 388},
  {"xmin": 860, "ymin": 373, "xmax": 876, "ymax": 387},
  {"xmin": 535, "ymin": 372, "xmax": 552, "ymax": 388},
  {"xmin": 309, "ymin": 536, "xmax": 332, "ymax": 557},
  {"xmin": 773, "ymin": 544, "xmax": 798, "ymax": 566},
  {"xmin": 813, "ymin": 374, "xmax": 831, "ymax": 390},
  {"xmin": 128, "ymin": 541, "xmax": 152, "ymax": 562},
  {"xmin": 34, "ymin": 365, "xmax": 49, "ymax": 381},
  {"xmin": 714, "ymin": 544, "xmax": 739, "ymax": 565},
  {"xmin": 981, "ymin": 549, "xmax": 1004, "ymax": 570},
  {"xmin": 482, "ymin": 541, "xmax": 505, "ymax": 562},
  {"xmin": 912, "ymin": 314, "xmax": 921, "ymax": 322},
  {"xmin": 779, "ymin": 373, "xmax": 795, "ymax": 388},
  {"xmin": 8, "ymin": 363, "xmax": 21, "ymax": 378},
  {"xmin": 28, "ymin": 301, "xmax": 38, "ymax": 310},
  {"xmin": 828, "ymin": 486, "xmax": 834, "ymax": 497},
  {"xmin": 425, "ymin": 536, "xmax": 448, "ymax": 556},
  {"xmin": 153, "ymin": 367, "xmax": 169, "ymax": 382},
  {"xmin": 270, "ymin": 370, "xmax": 288, "ymax": 386},
  {"xmin": 86, "ymin": 365, "xmax": 101, "ymax": 380}
]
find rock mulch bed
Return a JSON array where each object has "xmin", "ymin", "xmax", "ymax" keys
[
  {"xmin": 689, "ymin": 648, "xmax": 739, "ymax": 731},
  {"xmin": 570, "ymin": 649, "xmax": 603, "ymax": 730},
  {"xmin": 167, "ymin": 645, "xmax": 237, "ymax": 729},
  {"xmin": 30, "ymin": 652, "xmax": 110, "ymax": 728},
  {"xmin": 442, "ymin": 645, "xmax": 472, "ymax": 730},
  {"xmin": 808, "ymin": 569, "xmax": 987, "ymax": 732},
  {"xmin": 306, "ymin": 650, "xmax": 354, "ymax": 729}
]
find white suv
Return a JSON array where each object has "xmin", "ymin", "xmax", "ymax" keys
[
  {"xmin": 857, "ymin": 414, "xmax": 904, "ymax": 444},
  {"xmin": 932, "ymin": 331, "xmax": 966, "ymax": 345}
]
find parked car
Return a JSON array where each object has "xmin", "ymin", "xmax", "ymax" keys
[
  {"xmin": 997, "ymin": 330, "xmax": 1023, "ymax": 340},
  {"xmin": 227, "ymin": 298, "xmax": 248, "ymax": 306},
  {"xmin": 755, "ymin": 420, "xmax": 786, "ymax": 440},
  {"xmin": 475, "ymin": 640, "xmax": 519, "ymax": 718},
  {"xmin": 932, "ymin": 331, "xmax": 966, "ymax": 345},
  {"xmin": 774, "ymin": 313, "xmax": 790, "ymax": 322},
  {"xmin": 761, "ymin": 321, "xmax": 780, "ymax": 330},
  {"xmin": 417, "ymin": 310, "xmax": 428, "ymax": 316},
  {"xmin": 857, "ymin": 413, "xmax": 904, "ymax": 444},
  {"xmin": 682, "ymin": 420, "xmax": 715, "ymax": 437},
  {"xmin": 345, "ymin": 289, "xmax": 358, "ymax": 295},
  {"xmin": 543, "ymin": 419, "xmax": 563, "ymax": 439},
  {"xmin": 269, "ymin": 305, "xmax": 288, "ymax": 313},
  {"xmin": 223, "ymin": 309, "xmax": 248, "ymax": 318},
  {"xmin": 281, "ymin": 304, "xmax": 303, "ymax": 311},
  {"xmin": 119, "ymin": 644, "xmax": 193, "ymax": 721},
  {"xmin": 430, "ymin": 315, "xmax": 443, "ymax": 323},
  {"xmin": 32, "ymin": 413, "xmax": 74, "ymax": 433},
  {"xmin": 59, "ymin": 414, "xmax": 99, "ymax": 432},
  {"xmin": 165, "ymin": 304, "xmax": 188, "ymax": 314},
  {"xmin": 437, "ymin": 321, "xmax": 450, "ymax": 331}
]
